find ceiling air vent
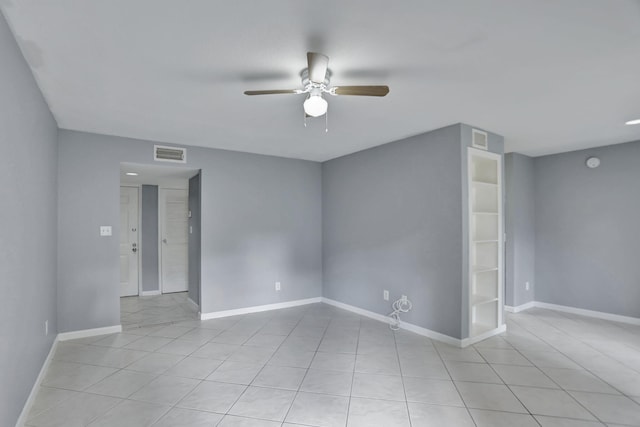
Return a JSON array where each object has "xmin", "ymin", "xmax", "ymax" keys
[
  {"xmin": 154, "ymin": 145, "xmax": 186, "ymax": 163},
  {"xmin": 472, "ymin": 129, "xmax": 488, "ymax": 150}
]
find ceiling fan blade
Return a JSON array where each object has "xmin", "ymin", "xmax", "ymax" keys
[
  {"xmin": 332, "ymin": 86, "xmax": 390, "ymax": 96},
  {"xmin": 307, "ymin": 52, "xmax": 329, "ymax": 83},
  {"xmin": 244, "ymin": 89, "xmax": 300, "ymax": 95}
]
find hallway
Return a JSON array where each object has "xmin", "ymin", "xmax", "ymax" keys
[{"xmin": 121, "ymin": 293, "xmax": 198, "ymax": 329}]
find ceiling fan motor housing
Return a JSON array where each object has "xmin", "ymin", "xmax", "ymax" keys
[{"xmin": 300, "ymin": 68, "xmax": 331, "ymax": 90}]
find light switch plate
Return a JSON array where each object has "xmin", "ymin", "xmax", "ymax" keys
[{"xmin": 100, "ymin": 226, "xmax": 112, "ymax": 236}]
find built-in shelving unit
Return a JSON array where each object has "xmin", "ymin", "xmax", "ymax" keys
[{"xmin": 468, "ymin": 148, "xmax": 503, "ymax": 338}]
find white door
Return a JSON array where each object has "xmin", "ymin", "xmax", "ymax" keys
[
  {"xmin": 160, "ymin": 188, "xmax": 189, "ymax": 293},
  {"xmin": 120, "ymin": 186, "xmax": 139, "ymax": 297}
]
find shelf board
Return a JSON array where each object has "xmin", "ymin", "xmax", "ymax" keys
[
  {"xmin": 471, "ymin": 295, "xmax": 499, "ymax": 306},
  {"xmin": 472, "ymin": 211, "xmax": 499, "ymax": 216},
  {"xmin": 473, "ymin": 239, "xmax": 499, "ymax": 243},
  {"xmin": 473, "ymin": 265, "xmax": 499, "ymax": 273},
  {"xmin": 472, "ymin": 180, "xmax": 498, "ymax": 187},
  {"xmin": 470, "ymin": 322, "xmax": 498, "ymax": 337}
]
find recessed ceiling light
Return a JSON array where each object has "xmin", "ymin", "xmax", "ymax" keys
[
  {"xmin": 625, "ymin": 119, "xmax": 640, "ymax": 125},
  {"xmin": 125, "ymin": 172, "xmax": 138, "ymax": 176}
]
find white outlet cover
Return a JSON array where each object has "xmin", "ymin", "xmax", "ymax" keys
[
  {"xmin": 99, "ymin": 226, "xmax": 112, "ymax": 236},
  {"xmin": 383, "ymin": 290, "xmax": 389, "ymax": 301},
  {"xmin": 275, "ymin": 282, "xmax": 281, "ymax": 291},
  {"xmin": 586, "ymin": 156, "xmax": 600, "ymax": 168}
]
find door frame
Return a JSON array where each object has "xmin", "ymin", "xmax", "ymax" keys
[
  {"xmin": 120, "ymin": 184, "xmax": 142, "ymax": 297},
  {"xmin": 158, "ymin": 186, "xmax": 189, "ymax": 294}
]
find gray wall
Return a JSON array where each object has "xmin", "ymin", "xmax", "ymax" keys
[
  {"xmin": 57, "ymin": 130, "xmax": 322, "ymax": 332},
  {"xmin": 0, "ymin": 12, "xmax": 58, "ymax": 427},
  {"xmin": 504, "ymin": 153, "xmax": 535, "ymax": 307},
  {"xmin": 188, "ymin": 173, "xmax": 201, "ymax": 306},
  {"xmin": 534, "ymin": 140, "xmax": 640, "ymax": 318},
  {"xmin": 141, "ymin": 185, "xmax": 159, "ymax": 293},
  {"xmin": 322, "ymin": 125, "xmax": 465, "ymax": 338}
]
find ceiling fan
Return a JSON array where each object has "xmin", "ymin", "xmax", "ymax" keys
[{"xmin": 244, "ymin": 52, "xmax": 389, "ymax": 118}]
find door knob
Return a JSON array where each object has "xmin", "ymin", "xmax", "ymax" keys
[
  {"xmin": 162, "ymin": 238, "xmax": 167, "ymax": 244},
  {"xmin": 132, "ymin": 247, "xmax": 137, "ymax": 253}
]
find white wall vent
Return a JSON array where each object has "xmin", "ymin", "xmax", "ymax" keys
[
  {"xmin": 472, "ymin": 129, "xmax": 488, "ymax": 150},
  {"xmin": 154, "ymin": 145, "xmax": 186, "ymax": 163}
]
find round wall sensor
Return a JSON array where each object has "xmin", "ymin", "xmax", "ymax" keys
[{"xmin": 586, "ymin": 157, "xmax": 600, "ymax": 168}]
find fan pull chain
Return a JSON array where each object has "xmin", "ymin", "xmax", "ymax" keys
[
  {"xmin": 303, "ymin": 110, "xmax": 307, "ymax": 127},
  {"xmin": 325, "ymin": 109, "xmax": 329, "ymax": 133}
]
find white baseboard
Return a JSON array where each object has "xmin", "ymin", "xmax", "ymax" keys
[
  {"xmin": 321, "ymin": 298, "xmax": 465, "ymax": 347},
  {"xmin": 200, "ymin": 297, "xmax": 322, "ymax": 320},
  {"xmin": 57, "ymin": 325, "xmax": 122, "ymax": 342},
  {"xmin": 15, "ymin": 336, "xmax": 59, "ymax": 427},
  {"xmin": 461, "ymin": 324, "xmax": 507, "ymax": 347},
  {"xmin": 140, "ymin": 290, "xmax": 161, "ymax": 296},
  {"xmin": 401, "ymin": 318, "xmax": 467, "ymax": 347},
  {"xmin": 321, "ymin": 297, "xmax": 394, "ymax": 325},
  {"xmin": 534, "ymin": 302, "xmax": 640, "ymax": 326},
  {"xmin": 505, "ymin": 301, "xmax": 536, "ymax": 313}
]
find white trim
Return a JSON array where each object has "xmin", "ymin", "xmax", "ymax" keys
[
  {"xmin": 57, "ymin": 325, "xmax": 122, "ymax": 342},
  {"xmin": 534, "ymin": 302, "xmax": 640, "ymax": 326},
  {"xmin": 321, "ymin": 298, "xmax": 393, "ymax": 325},
  {"xmin": 401, "ymin": 319, "xmax": 465, "ymax": 347},
  {"xmin": 504, "ymin": 301, "xmax": 536, "ymax": 313},
  {"xmin": 321, "ymin": 298, "xmax": 464, "ymax": 347},
  {"xmin": 140, "ymin": 290, "xmax": 161, "ymax": 296},
  {"xmin": 200, "ymin": 297, "xmax": 322, "ymax": 320},
  {"xmin": 461, "ymin": 324, "xmax": 507, "ymax": 347},
  {"xmin": 15, "ymin": 337, "xmax": 59, "ymax": 427}
]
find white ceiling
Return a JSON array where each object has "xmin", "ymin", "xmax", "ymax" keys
[{"xmin": 3, "ymin": 0, "xmax": 640, "ymax": 161}]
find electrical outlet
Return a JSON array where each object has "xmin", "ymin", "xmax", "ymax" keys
[
  {"xmin": 275, "ymin": 282, "xmax": 281, "ymax": 291},
  {"xmin": 45, "ymin": 320, "xmax": 48, "ymax": 336},
  {"xmin": 525, "ymin": 281, "xmax": 530, "ymax": 291},
  {"xmin": 383, "ymin": 290, "xmax": 389, "ymax": 301},
  {"xmin": 401, "ymin": 295, "xmax": 408, "ymax": 303}
]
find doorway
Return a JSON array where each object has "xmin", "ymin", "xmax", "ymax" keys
[{"xmin": 119, "ymin": 163, "xmax": 201, "ymax": 328}]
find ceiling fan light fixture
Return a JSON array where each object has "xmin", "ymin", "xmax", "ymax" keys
[{"xmin": 303, "ymin": 94, "xmax": 328, "ymax": 117}]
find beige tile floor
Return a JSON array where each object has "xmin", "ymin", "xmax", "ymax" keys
[
  {"xmin": 24, "ymin": 303, "xmax": 640, "ymax": 426},
  {"xmin": 120, "ymin": 292, "xmax": 199, "ymax": 328}
]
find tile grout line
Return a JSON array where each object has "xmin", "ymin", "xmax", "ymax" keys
[
  {"xmin": 392, "ymin": 328, "xmax": 414, "ymax": 427},
  {"xmin": 343, "ymin": 314, "xmax": 362, "ymax": 427},
  {"xmin": 474, "ymin": 338, "xmax": 544, "ymax": 426},
  {"xmin": 506, "ymin": 313, "xmax": 618, "ymax": 425},
  {"xmin": 257, "ymin": 308, "xmax": 330, "ymax": 424},
  {"xmin": 432, "ymin": 342, "xmax": 480, "ymax": 427}
]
